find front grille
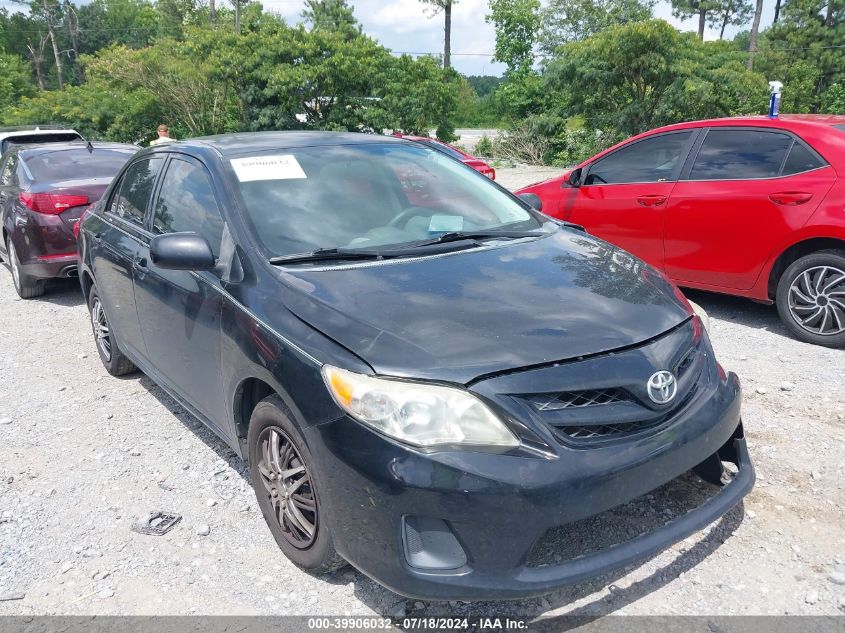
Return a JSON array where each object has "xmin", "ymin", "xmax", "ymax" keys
[
  {"xmin": 524, "ymin": 388, "xmax": 627, "ymax": 411},
  {"xmin": 556, "ymin": 418, "xmax": 664, "ymax": 440}
]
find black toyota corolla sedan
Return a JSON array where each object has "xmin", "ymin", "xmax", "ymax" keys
[{"xmin": 77, "ymin": 132, "xmax": 754, "ymax": 600}]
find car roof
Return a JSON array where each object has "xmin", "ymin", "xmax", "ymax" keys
[
  {"xmin": 645, "ymin": 114, "xmax": 845, "ymax": 135},
  {"xmin": 173, "ymin": 131, "xmax": 407, "ymax": 158},
  {"xmin": 15, "ymin": 141, "xmax": 138, "ymax": 157}
]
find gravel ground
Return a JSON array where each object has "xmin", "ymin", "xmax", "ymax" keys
[{"xmin": 0, "ymin": 166, "xmax": 844, "ymax": 618}]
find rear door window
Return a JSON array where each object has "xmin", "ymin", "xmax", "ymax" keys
[
  {"xmin": 152, "ymin": 157, "xmax": 224, "ymax": 256},
  {"xmin": 109, "ymin": 157, "xmax": 165, "ymax": 227},
  {"xmin": 690, "ymin": 129, "xmax": 793, "ymax": 180},
  {"xmin": 781, "ymin": 142, "xmax": 825, "ymax": 175},
  {"xmin": 585, "ymin": 131, "xmax": 694, "ymax": 185}
]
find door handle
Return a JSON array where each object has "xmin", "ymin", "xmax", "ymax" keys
[
  {"xmin": 769, "ymin": 191, "xmax": 813, "ymax": 206},
  {"xmin": 636, "ymin": 195, "xmax": 668, "ymax": 207}
]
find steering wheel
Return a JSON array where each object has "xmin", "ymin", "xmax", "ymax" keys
[{"xmin": 388, "ymin": 206, "xmax": 434, "ymax": 229}]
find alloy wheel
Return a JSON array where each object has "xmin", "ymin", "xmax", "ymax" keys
[
  {"xmin": 256, "ymin": 427, "xmax": 318, "ymax": 549},
  {"xmin": 787, "ymin": 265, "xmax": 845, "ymax": 336},
  {"xmin": 91, "ymin": 297, "xmax": 112, "ymax": 361},
  {"xmin": 8, "ymin": 241, "xmax": 20, "ymax": 291}
]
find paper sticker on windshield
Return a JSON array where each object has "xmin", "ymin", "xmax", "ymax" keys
[
  {"xmin": 429, "ymin": 215, "xmax": 464, "ymax": 233},
  {"xmin": 230, "ymin": 155, "xmax": 307, "ymax": 182}
]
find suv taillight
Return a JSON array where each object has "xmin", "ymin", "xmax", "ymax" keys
[{"xmin": 19, "ymin": 192, "xmax": 90, "ymax": 215}]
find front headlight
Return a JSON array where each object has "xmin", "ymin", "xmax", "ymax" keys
[{"xmin": 322, "ymin": 365, "xmax": 519, "ymax": 449}]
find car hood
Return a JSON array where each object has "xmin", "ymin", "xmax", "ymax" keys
[{"xmin": 277, "ymin": 230, "xmax": 692, "ymax": 384}]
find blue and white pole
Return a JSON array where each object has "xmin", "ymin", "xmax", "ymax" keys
[{"xmin": 768, "ymin": 81, "xmax": 783, "ymax": 118}]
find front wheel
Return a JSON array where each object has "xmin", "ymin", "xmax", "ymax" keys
[
  {"xmin": 776, "ymin": 249, "xmax": 845, "ymax": 348},
  {"xmin": 247, "ymin": 395, "xmax": 345, "ymax": 574}
]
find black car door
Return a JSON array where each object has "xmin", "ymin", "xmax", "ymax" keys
[
  {"xmin": 90, "ymin": 157, "xmax": 165, "ymax": 359},
  {"xmin": 133, "ymin": 154, "xmax": 227, "ymax": 432}
]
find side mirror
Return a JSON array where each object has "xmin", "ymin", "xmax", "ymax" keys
[
  {"xmin": 567, "ymin": 168, "xmax": 583, "ymax": 188},
  {"xmin": 150, "ymin": 232, "xmax": 215, "ymax": 271},
  {"xmin": 518, "ymin": 192, "xmax": 543, "ymax": 212}
]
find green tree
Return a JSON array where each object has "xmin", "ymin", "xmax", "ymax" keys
[
  {"xmin": 301, "ymin": 0, "xmax": 361, "ymax": 39},
  {"xmin": 76, "ymin": 0, "xmax": 160, "ymax": 52},
  {"xmin": 821, "ymin": 82, "xmax": 845, "ymax": 112},
  {"xmin": 538, "ymin": 0, "xmax": 654, "ymax": 54},
  {"xmin": 0, "ymin": 52, "xmax": 36, "ymax": 113},
  {"xmin": 671, "ymin": 0, "xmax": 722, "ymax": 39},
  {"xmin": 543, "ymin": 19, "xmax": 767, "ymax": 136},
  {"xmin": 465, "ymin": 75, "xmax": 502, "ymax": 97},
  {"xmin": 487, "ymin": 0, "xmax": 541, "ymax": 74},
  {"xmin": 765, "ymin": 0, "xmax": 845, "ymax": 105},
  {"xmin": 708, "ymin": 0, "xmax": 754, "ymax": 38}
]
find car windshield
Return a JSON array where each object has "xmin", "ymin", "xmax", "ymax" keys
[
  {"xmin": 24, "ymin": 147, "xmax": 136, "ymax": 182},
  {"xmin": 417, "ymin": 139, "xmax": 467, "ymax": 161},
  {"xmin": 232, "ymin": 142, "xmax": 542, "ymax": 259}
]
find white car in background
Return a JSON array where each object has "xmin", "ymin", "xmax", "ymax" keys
[{"xmin": 0, "ymin": 126, "xmax": 83, "ymax": 156}]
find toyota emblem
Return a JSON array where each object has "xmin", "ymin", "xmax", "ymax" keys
[{"xmin": 647, "ymin": 370, "xmax": 677, "ymax": 405}]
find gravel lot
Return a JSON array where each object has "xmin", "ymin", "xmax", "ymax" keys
[{"xmin": 1, "ymin": 166, "xmax": 844, "ymax": 618}]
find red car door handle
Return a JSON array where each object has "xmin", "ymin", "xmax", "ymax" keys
[
  {"xmin": 636, "ymin": 195, "xmax": 668, "ymax": 207},
  {"xmin": 769, "ymin": 192, "xmax": 813, "ymax": 206}
]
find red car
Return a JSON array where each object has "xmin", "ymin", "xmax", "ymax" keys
[
  {"xmin": 392, "ymin": 134, "xmax": 496, "ymax": 180},
  {"xmin": 516, "ymin": 115, "xmax": 845, "ymax": 347}
]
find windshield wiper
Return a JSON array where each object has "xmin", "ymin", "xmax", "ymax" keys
[
  {"xmin": 401, "ymin": 229, "xmax": 545, "ymax": 249},
  {"xmin": 269, "ymin": 230, "xmax": 546, "ymax": 265},
  {"xmin": 269, "ymin": 247, "xmax": 391, "ymax": 265}
]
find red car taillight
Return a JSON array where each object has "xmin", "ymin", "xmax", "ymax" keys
[
  {"xmin": 19, "ymin": 192, "xmax": 90, "ymax": 215},
  {"xmin": 72, "ymin": 206, "xmax": 92, "ymax": 239}
]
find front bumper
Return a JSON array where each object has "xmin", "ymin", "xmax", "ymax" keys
[{"xmin": 305, "ymin": 370, "xmax": 753, "ymax": 601}]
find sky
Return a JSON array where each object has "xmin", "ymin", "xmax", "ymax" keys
[
  {"xmin": 266, "ymin": 0, "xmax": 780, "ymax": 76},
  {"xmin": 0, "ymin": 0, "xmax": 779, "ymax": 76}
]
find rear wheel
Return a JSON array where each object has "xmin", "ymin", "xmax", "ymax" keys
[
  {"xmin": 87, "ymin": 285, "xmax": 137, "ymax": 376},
  {"xmin": 247, "ymin": 395, "xmax": 345, "ymax": 574},
  {"xmin": 776, "ymin": 249, "xmax": 845, "ymax": 348},
  {"xmin": 7, "ymin": 239, "xmax": 44, "ymax": 299}
]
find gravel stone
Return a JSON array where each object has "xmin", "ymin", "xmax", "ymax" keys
[
  {"xmin": 0, "ymin": 417, "xmax": 12, "ymax": 425},
  {"xmin": 0, "ymin": 592, "xmax": 25, "ymax": 601},
  {"xmin": 196, "ymin": 525, "xmax": 211, "ymax": 537},
  {"xmin": 805, "ymin": 591, "xmax": 819, "ymax": 605},
  {"xmin": 829, "ymin": 566, "xmax": 845, "ymax": 585}
]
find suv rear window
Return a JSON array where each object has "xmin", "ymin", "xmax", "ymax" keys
[
  {"xmin": 2, "ymin": 133, "xmax": 83, "ymax": 153},
  {"xmin": 24, "ymin": 148, "xmax": 136, "ymax": 182}
]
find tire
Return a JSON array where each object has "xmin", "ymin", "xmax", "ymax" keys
[
  {"xmin": 776, "ymin": 249, "xmax": 845, "ymax": 348},
  {"xmin": 247, "ymin": 395, "xmax": 346, "ymax": 574},
  {"xmin": 87, "ymin": 285, "xmax": 137, "ymax": 376},
  {"xmin": 7, "ymin": 238, "xmax": 44, "ymax": 299}
]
